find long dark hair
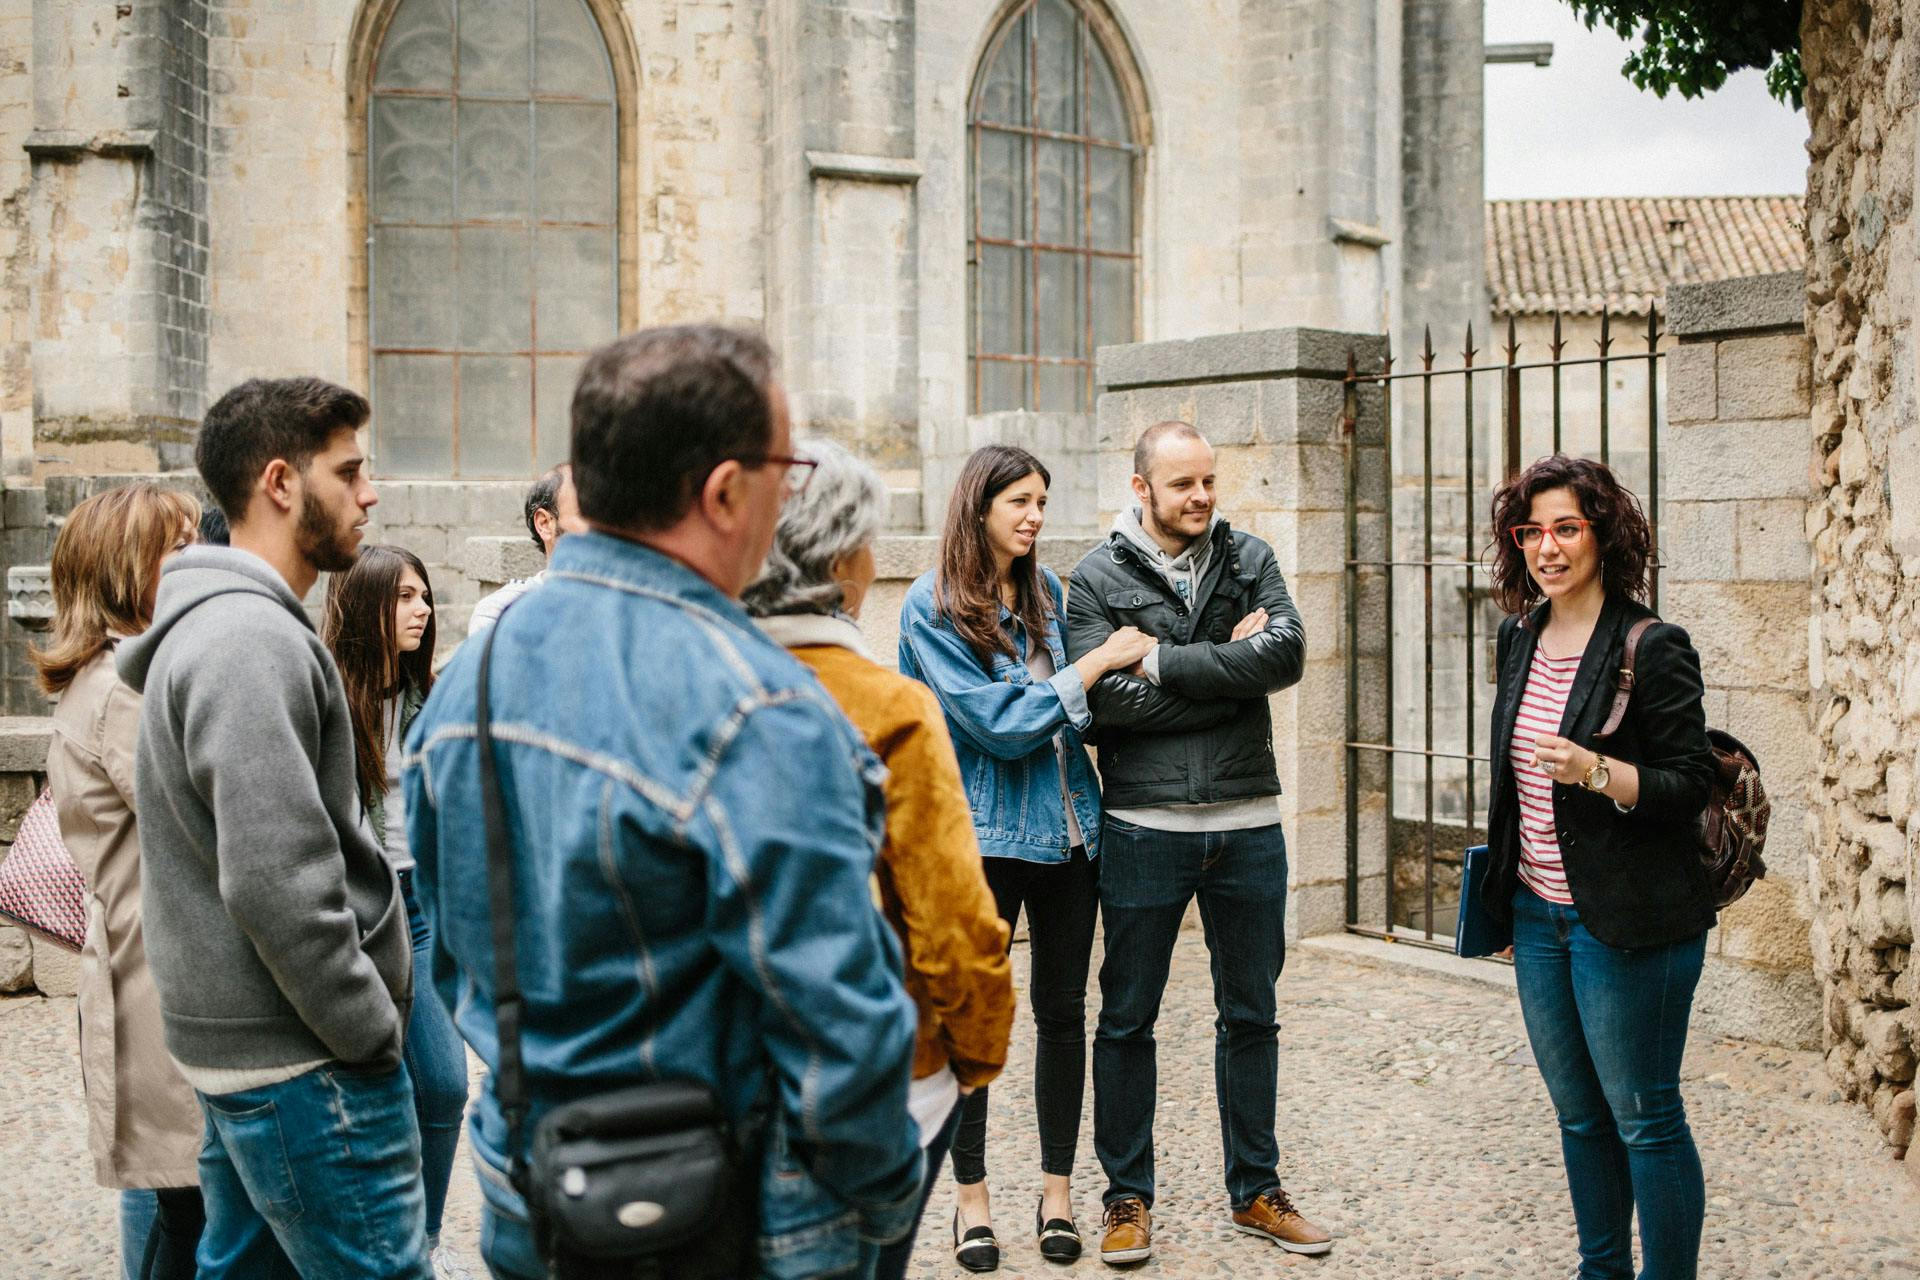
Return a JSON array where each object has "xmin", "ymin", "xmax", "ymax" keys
[
  {"xmin": 935, "ymin": 445, "xmax": 1054, "ymax": 665},
  {"xmin": 323, "ymin": 544, "xmax": 436, "ymax": 804},
  {"xmin": 1489, "ymin": 454, "xmax": 1653, "ymax": 616}
]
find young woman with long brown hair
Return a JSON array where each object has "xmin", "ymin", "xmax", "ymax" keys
[
  {"xmin": 898, "ymin": 445, "xmax": 1154, "ymax": 1271},
  {"xmin": 322, "ymin": 545, "xmax": 469, "ymax": 1273},
  {"xmin": 36, "ymin": 482, "xmax": 204, "ymax": 1279}
]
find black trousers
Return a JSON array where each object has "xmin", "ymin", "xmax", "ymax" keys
[
  {"xmin": 949, "ymin": 847, "xmax": 1099, "ymax": 1184},
  {"xmin": 142, "ymin": 1187, "xmax": 206, "ymax": 1280}
]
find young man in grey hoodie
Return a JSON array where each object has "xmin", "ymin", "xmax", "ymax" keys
[{"xmin": 118, "ymin": 378, "xmax": 429, "ymax": 1279}]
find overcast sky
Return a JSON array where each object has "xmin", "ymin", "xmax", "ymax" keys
[{"xmin": 1483, "ymin": 0, "xmax": 1809, "ymax": 199}]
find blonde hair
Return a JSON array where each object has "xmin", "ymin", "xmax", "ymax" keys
[{"xmin": 32, "ymin": 484, "xmax": 201, "ymax": 695}]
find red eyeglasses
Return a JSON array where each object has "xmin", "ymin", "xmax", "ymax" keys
[{"xmin": 1509, "ymin": 518, "xmax": 1593, "ymax": 549}]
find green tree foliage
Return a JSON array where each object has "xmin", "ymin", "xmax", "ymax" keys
[{"xmin": 1561, "ymin": 1, "xmax": 1805, "ymax": 106}]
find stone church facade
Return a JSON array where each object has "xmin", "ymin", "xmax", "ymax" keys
[{"xmin": 0, "ymin": 0, "xmax": 1486, "ymax": 693}]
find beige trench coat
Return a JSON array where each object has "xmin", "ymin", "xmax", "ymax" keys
[{"xmin": 47, "ymin": 649, "xmax": 202, "ymax": 1189}]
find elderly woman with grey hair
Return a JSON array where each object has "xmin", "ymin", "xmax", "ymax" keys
[{"xmin": 745, "ymin": 439, "xmax": 1015, "ymax": 1280}]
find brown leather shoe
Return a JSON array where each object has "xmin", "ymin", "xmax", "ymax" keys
[
  {"xmin": 1230, "ymin": 1188, "xmax": 1332, "ymax": 1255},
  {"xmin": 1099, "ymin": 1197, "xmax": 1152, "ymax": 1266}
]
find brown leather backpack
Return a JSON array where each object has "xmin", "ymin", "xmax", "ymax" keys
[{"xmin": 1595, "ymin": 617, "xmax": 1771, "ymax": 909}]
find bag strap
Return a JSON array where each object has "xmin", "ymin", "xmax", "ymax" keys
[
  {"xmin": 474, "ymin": 615, "xmax": 533, "ymax": 1195},
  {"xmin": 1596, "ymin": 617, "xmax": 1657, "ymax": 741}
]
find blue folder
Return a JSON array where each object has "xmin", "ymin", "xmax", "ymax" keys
[{"xmin": 1454, "ymin": 844, "xmax": 1513, "ymax": 958}]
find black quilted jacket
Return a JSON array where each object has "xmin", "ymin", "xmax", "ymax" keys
[{"xmin": 1064, "ymin": 522, "xmax": 1305, "ymax": 808}]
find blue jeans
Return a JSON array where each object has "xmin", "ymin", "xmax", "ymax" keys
[
  {"xmin": 120, "ymin": 1187, "xmax": 203, "ymax": 1280},
  {"xmin": 196, "ymin": 1064, "xmax": 430, "ymax": 1279},
  {"xmin": 480, "ymin": 1192, "xmax": 912, "ymax": 1280},
  {"xmin": 1092, "ymin": 818, "xmax": 1289, "ymax": 1210},
  {"xmin": 1510, "ymin": 887, "xmax": 1707, "ymax": 1280},
  {"xmin": 399, "ymin": 869, "xmax": 470, "ymax": 1247},
  {"xmin": 121, "ymin": 1190, "xmax": 156, "ymax": 1280}
]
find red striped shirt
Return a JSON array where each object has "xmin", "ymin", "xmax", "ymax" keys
[{"xmin": 1510, "ymin": 647, "xmax": 1583, "ymax": 905}]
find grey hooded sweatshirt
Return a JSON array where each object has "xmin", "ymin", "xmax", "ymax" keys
[{"xmin": 117, "ymin": 546, "xmax": 410, "ymax": 1080}]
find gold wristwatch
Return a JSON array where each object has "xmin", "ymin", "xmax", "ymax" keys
[{"xmin": 1580, "ymin": 754, "xmax": 1612, "ymax": 793}]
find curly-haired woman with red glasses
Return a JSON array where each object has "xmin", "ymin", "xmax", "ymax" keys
[{"xmin": 1477, "ymin": 453, "xmax": 1717, "ymax": 1280}]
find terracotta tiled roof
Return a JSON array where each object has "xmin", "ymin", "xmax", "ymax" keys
[{"xmin": 1486, "ymin": 197, "xmax": 1805, "ymax": 316}]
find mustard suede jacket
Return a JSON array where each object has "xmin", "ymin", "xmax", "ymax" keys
[{"xmin": 765, "ymin": 613, "xmax": 1016, "ymax": 1089}]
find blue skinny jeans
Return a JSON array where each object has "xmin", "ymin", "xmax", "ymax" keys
[
  {"xmin": 1510, "ymin": 886, "xmax": 1707, "ymax": 1280},
  {"xmin": 398, "ymin": 869, "xmax": 470, "ymax": 1248}
]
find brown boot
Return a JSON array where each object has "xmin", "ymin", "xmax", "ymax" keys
[
  {"xmin": 1099, "ymin": 1197, "xmax": 1152, "ymax": 1266},
  {"xmin": 1230, "ymin": 1188, "xmax": 1333, "ymax": 1255}
]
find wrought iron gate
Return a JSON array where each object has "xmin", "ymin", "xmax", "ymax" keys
[{"xmin": 1341, "ymin": 311, "xmax": 1667, "ymax": 950}]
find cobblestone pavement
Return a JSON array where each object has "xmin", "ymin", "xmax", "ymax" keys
[{"xmin": 2, "ymin": 940, "xmax": 1914, "ymax": 1279}]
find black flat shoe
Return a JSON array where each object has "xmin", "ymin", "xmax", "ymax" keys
[
  {"xmin": 953, "ymin": 1209, "xmax": 1000, "ymax": 1273},
  {"xmin": 1036, "ymin": 1196, "xmax": 1083, "ymax": 1263}
]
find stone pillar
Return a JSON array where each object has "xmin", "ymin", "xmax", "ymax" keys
[
  {"xmin": 361, "ymin": 480, "xmax": 523, "ymax": 641},
  {"xmin": 26, "ymin": 0, "xmax": 209, "ymax": 475},
  {"xmin": 1662, "ymin": 272, "xmax": 1819, "ymax": 1049},
  {"xmin": 0, "ymin": 1, "xmax": 33, "ymax": 478},
  {"xmin": 1095, "ymin": 329, "xmax": 1390, "ymax": 939},
  {"xmin": 1237, "ymin": 2, "xmax": 1393, "ymax": 333},
  {"xmin": 1399, "ymin": 0, "xmax": 1484, "ymax": 345},
  {"xmin": 766, "ymin": 0, "xmax": 921, "ymax": 470}
]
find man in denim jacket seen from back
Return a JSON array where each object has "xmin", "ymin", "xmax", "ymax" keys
[{"xmin": 404, "ymin": 325, "xmax": 924, "ymax": 1279}]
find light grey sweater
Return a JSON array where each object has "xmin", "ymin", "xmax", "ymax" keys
[{"xmin": 117, "ymin": 547, "xmax": 411, "ymax": 1078}]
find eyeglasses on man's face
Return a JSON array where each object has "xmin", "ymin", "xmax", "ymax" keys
[
  {"xmin": 1509, "ymin": 518, "xmax": 1593, "ymax": 549},
  {"xmin": 738, "ymin": 454, "xmax": 818, "ymax": 499}
]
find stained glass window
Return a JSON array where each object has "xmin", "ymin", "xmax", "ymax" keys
[
  {"xmin": 368, "ymin": 0, "xmax": 617, "ymax": 476},
  {"xmin": 970, "ymin": 0, "xmax": 1139, "ymax": 413}
]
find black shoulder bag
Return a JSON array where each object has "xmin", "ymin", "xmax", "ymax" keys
[{"xmin": 474, "ymin": 620, "xmax": 755, "ymax": 1278}]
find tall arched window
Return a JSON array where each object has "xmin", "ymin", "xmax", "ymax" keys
[
  {"xmin": 970, "ymin": 0, "xmax": 1141, "ymax": 414},
  {"xmin": 367, "ymin": 0, "xmax": 618, "ymax": 476}
]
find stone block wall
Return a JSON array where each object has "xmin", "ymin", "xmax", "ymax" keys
[
  {"xmin": 1801, "ymin": 1, "xmax": 1918, "ymax": 1161},
  {"xmin": 143, "ymin": 0, "xmax": 211, "ymax": 430},
  {"xmin": 0, "ymin": 484, "xmax": 50, "ymax": 712},
  {"xmin": 1663, "ymin": 274, "xmax": 1821, "ymax": 1052},
  {"xmin": 921, "ymin": 411, "xmax": 1102, "ymax": 537},
  {"xmin": 1095, "ymin": 327, "xmax": 1392, "ymax": 939},
  {"xmin": 364, "ymin": 481, "xmax": 529, "ymax": 645}
]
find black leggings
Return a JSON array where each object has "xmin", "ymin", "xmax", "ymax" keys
[
  {"xmin": 142, "ymin": 1187, "xmax": 205, "ymax": 1280},
  {"xmin": 950, "ymin": 848, "xmax": 1098, "ymax": 1184}
]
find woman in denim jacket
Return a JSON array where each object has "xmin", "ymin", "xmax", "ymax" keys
[{"xmin": 900, "ymin": 445, "xmax": 1153, "ymax": 1271}]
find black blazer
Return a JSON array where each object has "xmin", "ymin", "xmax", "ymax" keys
[{"xmin": 1480, "ymin": 593, "xmax": 1718, "ymax": 949}]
